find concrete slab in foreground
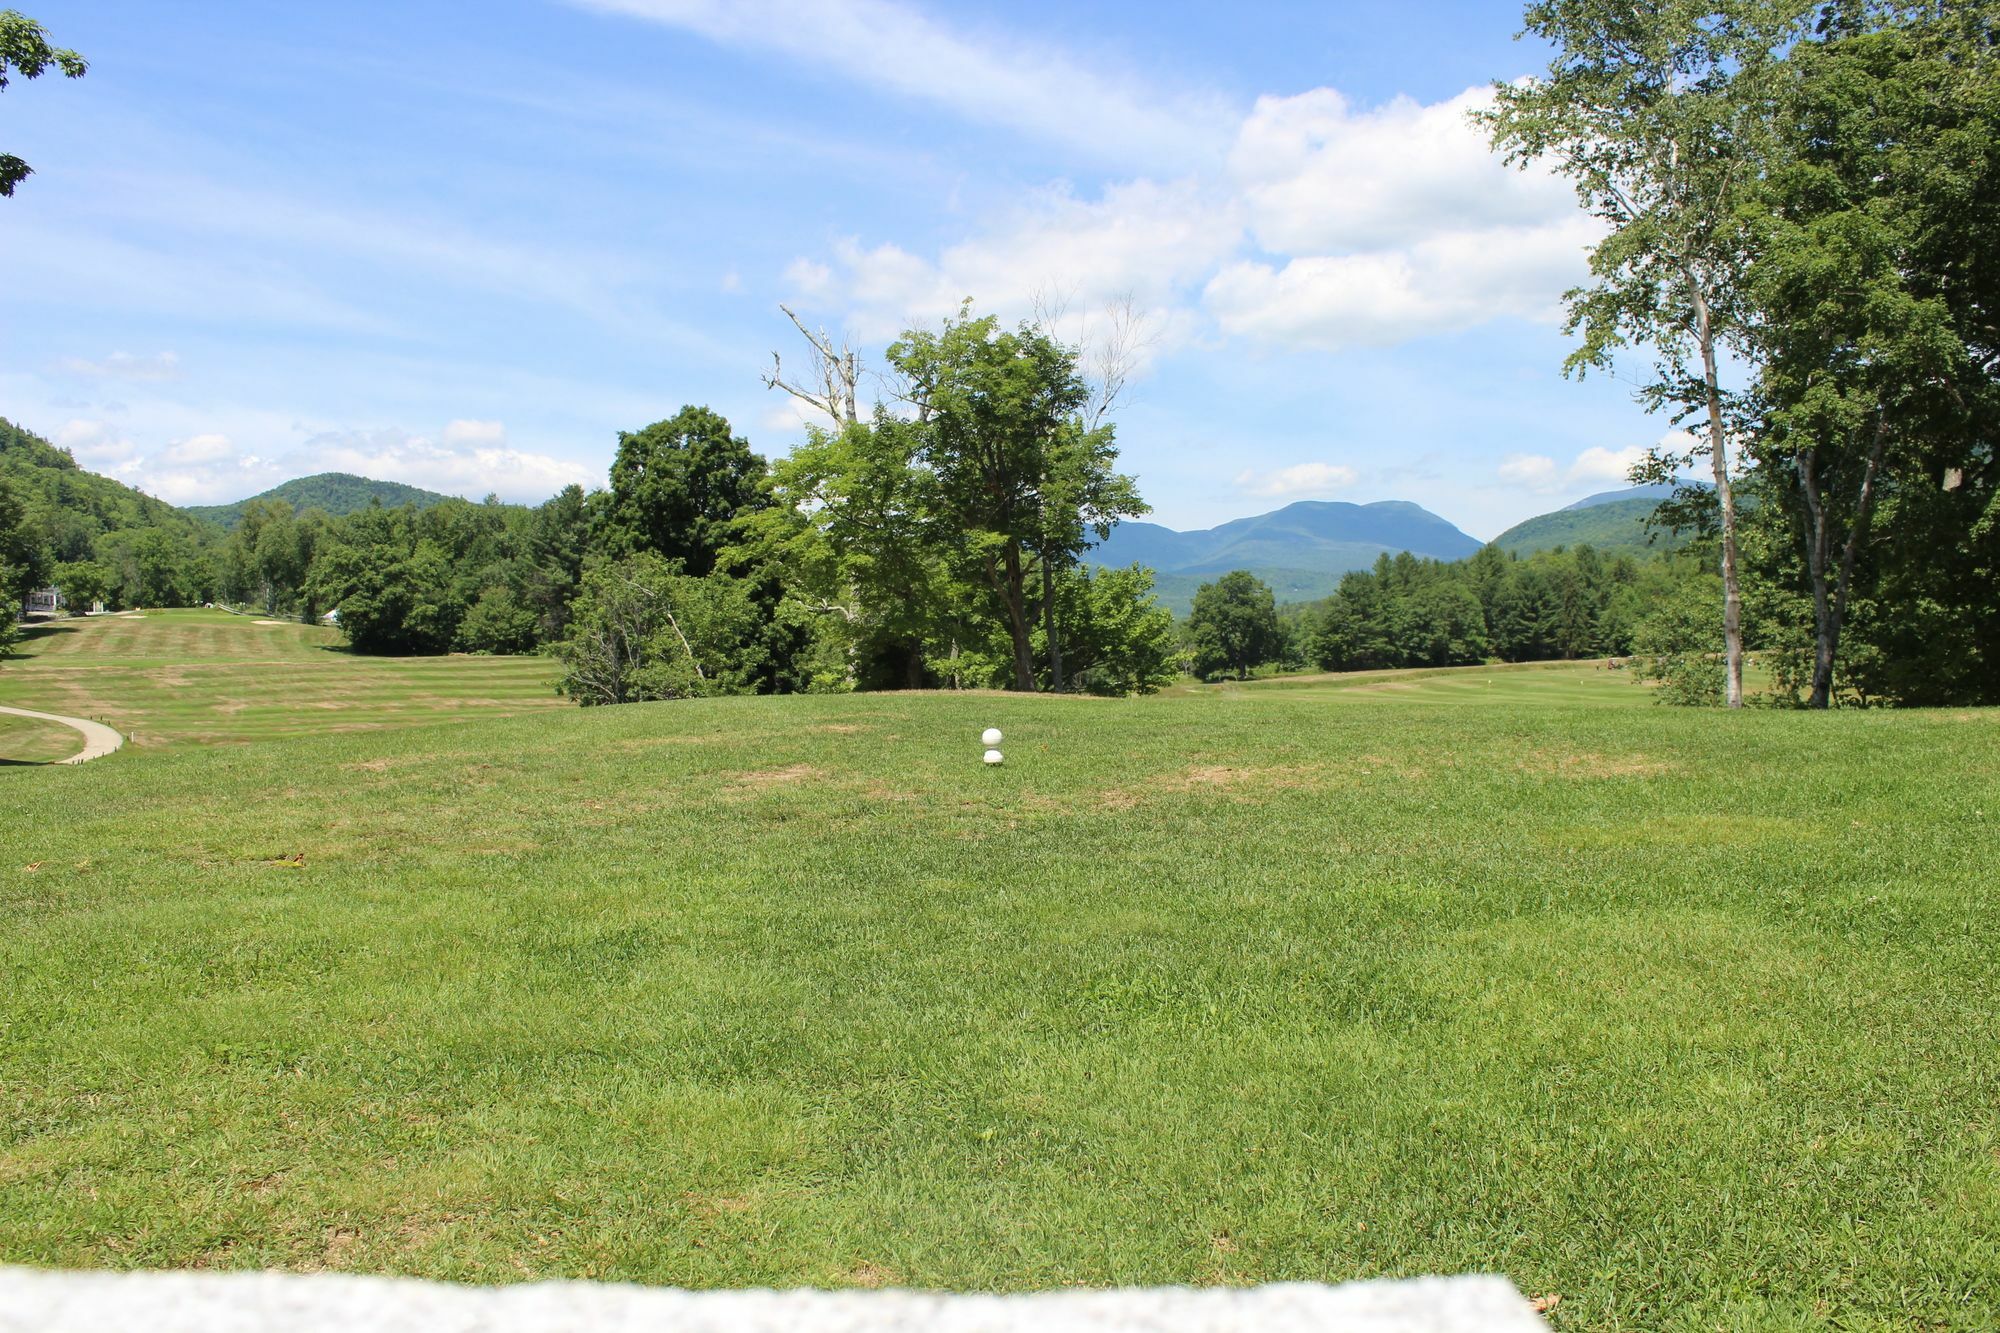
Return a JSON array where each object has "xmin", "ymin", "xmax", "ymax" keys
[{"xmin": 0, "ymin": 1268, "xmax": 1545, "ymax": 1333}]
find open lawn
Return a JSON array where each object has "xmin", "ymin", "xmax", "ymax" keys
[
  {"xmin": 0, "ymin": 610, "xmax": 565, "ymax": 749},
  {"xmin": 0, "ymin": 712, "xmax": 82, "ymax": 765},
  {"xmin": 2, "ymin": 614, "xmax": 1996, "ymax": 1329}
]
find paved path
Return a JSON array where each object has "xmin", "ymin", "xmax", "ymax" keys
[{"xmin": 0, "ymin": 704, "xmax": 125, "ymax": 765}]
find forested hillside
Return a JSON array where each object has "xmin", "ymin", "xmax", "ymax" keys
[
  {"xmin": 0, "ymin": 417, "xmax": 218, "ymax": 611},
  {"xmin": 1493, "ymin": 497, "xmax": 1672, "ymax": 558},
  {"xmin": 186, "ymin": 473, "xmax": 458, "ymax": 528},
  {"xmin": 1492, "ymin": 482, "xmax": 1705, "ymax": 557}
]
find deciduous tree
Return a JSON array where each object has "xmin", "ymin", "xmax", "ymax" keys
[
  {"xmin": 1187, "ymin": 571, "xmax": 1283, "ymax": 681},
  {"xmin": 0, "ymin": 10, "xmax": 86, "ymax": 197},
  {"xmin": 598, "ymin": 407, "xmax": 768, "ymax": 577},
  {"xmin": 1484, "ymin": 0, "xmax": 1813, "ymax": 707}
]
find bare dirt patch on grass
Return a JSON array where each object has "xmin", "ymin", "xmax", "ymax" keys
[
  {"xmin": 1098, "ymin": 763, "xmax": 1328, "ymax": 811},
  {"xmin": 725, "ymin": 763, "xmax": 827, "ymax": 794},
  {"xmin": 1356, "ymin": 753, "xmax": 1432, "ymax": 780},
  {"xmin": 1516, "ymin": 747, "xmax": 1677, "ymax": 779},
  {"xmin": 685, "ymin": 1192, "xmax": 757, "ymax": 1222},
  {"xmin": 610, "ymin": 735, "xmax": 716, "ymax": 752},
  {"xmin": 344, "ymin": 756, "xmax": 425, "ymax": 774}
]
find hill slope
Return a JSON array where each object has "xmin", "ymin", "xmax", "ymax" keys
[
  {"xmin": 1493, "ymin": 482, "xmax": 1709, "ymax": 558},
  {"xmin": 186, "ymin": 473, "xmax": 458, "ymax": 527},
  {"xmin": 1, "ymin": 417, "xmax": 208, "ymax": 554},
  {"xmin": 1088, "ymin": 500, "xmax": 1483, "ymax": 613}
]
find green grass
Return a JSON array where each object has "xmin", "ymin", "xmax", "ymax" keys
[
  {"xmin": 2, "ymin": 614, "xmax": 1997, "ymax": 1329},
  {"xmin": 0, "ymin": 712, "xmax": 81, "ymax": 765},
  {"xmin": 0, "ymin": 610, "xmax": 566, "ymax": 749}
]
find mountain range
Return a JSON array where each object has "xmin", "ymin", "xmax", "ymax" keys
[
  {"xmin": 1081, "ymin": 486, "xmax": 1699, "ymax": 614},
  {"xmin": 1084, "ymin": 500, "xmax": 1486, "ymax": 613}
]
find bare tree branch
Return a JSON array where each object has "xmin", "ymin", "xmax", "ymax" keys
[{"xmin": 762, "ymin": 304, "xmax": 861, "ymax": 427}]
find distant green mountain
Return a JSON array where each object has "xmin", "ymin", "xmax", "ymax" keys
[
  {"xmin": 1492, "ymin": 482, "xmax": 1707, "ymax": 558},
  {"xmin": 1087, "ymin": 500, "xmax": 1484, "ymax": 615},
  {"xmin": 186, "ymin": 473, "xmax": 458, "ymax": 528}
]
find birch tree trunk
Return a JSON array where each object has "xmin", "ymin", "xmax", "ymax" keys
[{"xmin": 1694, "ymin": 291, "xmax": 1745, "ymax": 709}]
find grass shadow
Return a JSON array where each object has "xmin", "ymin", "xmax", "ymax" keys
[{"xmin": 6, "ymin": 622, "xmax": 85, "ymax": 657}]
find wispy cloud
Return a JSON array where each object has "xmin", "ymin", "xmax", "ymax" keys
[
  {"xmin": 57, "ymin": 351, "xmax": 182, "ymax": 382},
  {"xmin": 563, "ymin": 0, "xmax": 1236, "ymax": 168}
]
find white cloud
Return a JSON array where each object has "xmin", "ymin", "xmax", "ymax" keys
[
  {"xmin": 1568, "ymin": 444, "xmax": 1647, "ymax": 484},
  {"xmin": 1498, "ymin": 441, "xmax": 1662, "ymax": 495},
  {"xmin": 440, "ymin": 418, "xmax": 507, "ymax": 447},
  {"xmin": 792, "ymin": 178, "xmax": 1240, "ymax": 354},
  {"xmin": 39, "ymin": 417, "xmax": 592, "ymax": 507},
  {"xmin": 293, "ymin": 426, "xmax": 595, "ymax": 502},
  {"xmin": 1199, "ymin": 85, "xmax": 1594, "ymax": 349},
  {"xmin": 564, "ymin": 0, "xmax": 1234, "ymax": 168},
  {"xmin": 784, "ymin": 77, "xmax": 1598, "ymax": 365},
  {"xmin": 57, "ymin": 351, "xmax": 182, "ymax": 381},
  {"xmin": 54, "ymin": 419, "xmax": 141, "ymax": 468},
  {"xmin": 1498, "ymin": 453, "xmax": 1559, "ymax": 490},
  {"xmin": 1234, "ymin": 462, "xmax": 1358, "ymax": 498},
  {"xmin": 1230, "ymin": 87, "xmax": 1576, "ymax": 254},
  {"xmin": 105, "ymin": 437, "xmax": 284, "ymax": 506},
  {"xmin": 760, "ymin": 399, "xmax": 832, "ymax": 436},
  {"xmin": 1203, "ymin": 215, "xmax": 1596, "ymax": 351},
  {"xmin": 783, "ymin": 258, "xmax": 834, "ymax": 299},
  {"xmin": 161, "ymin": 432, "xmax": 236, "ymax": 466}
]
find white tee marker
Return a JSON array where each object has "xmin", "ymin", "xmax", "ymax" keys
[
  {"xmin": 982, "ymin": 728, "xmax": 1003, "ymax": 746},
  {"xmin": 983, "ymin": 748, "xmax": 1004, "ymax": 766}
]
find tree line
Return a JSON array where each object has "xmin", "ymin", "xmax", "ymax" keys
[
  {"xmin": 1487, "ymin": 0, "xmax": 1999, "ymax": 707},
  {"xmin": 3, "ymin": 309, "xmax": 1180, "ymax": 699},
  {"xmin": 1175, "ymin": 543, "xmax": 1719, "ymax": 685}
]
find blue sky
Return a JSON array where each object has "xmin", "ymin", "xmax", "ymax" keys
[{"xmin": 3, "ymin": 1, "xmax": 1685, "ymax": 539}]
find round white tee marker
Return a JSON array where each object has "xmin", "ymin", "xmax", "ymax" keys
[
  {"xmin": 983, "ymin": 749, "xmax": 1004, "ymax": 766},
  {"xmin": 981, "ymin": 727, "xmax": 1003, "ymax": 746}
]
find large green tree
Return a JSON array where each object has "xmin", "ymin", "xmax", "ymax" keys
[
  {"xmin": 1, "ymin": 10, "xmax": 86, "ymax": 197},
  {"xmin": 1484, "ymin": 0, "xmax": 1814, "ymax": 708},
  {"xmin": 598, "ymin": 407, "xmax": 768, "ymax": 577},
  {"xmin": 1747, "ymin": 6, "xmax": 2000, "ymax": 705},
  {"xmin": 1045, "ymin": 564, "xmax": 1181, "ymax": 695},
  {"xmin": 886, "ymin": 308, "xmax": 1146, "ymax": 691},
  {"xmin": 746, "ymin": 416, "xmax": 969, "ymax": 690},
  {"xmin": 1187, "ymin": 571, "xmax": 1284, "ymax": 681}
]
